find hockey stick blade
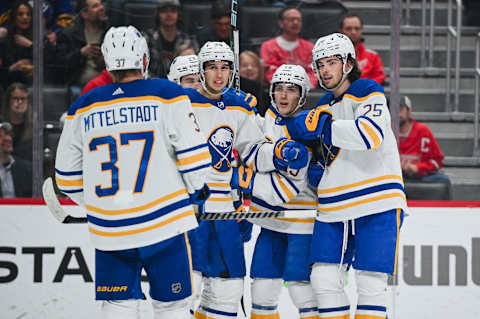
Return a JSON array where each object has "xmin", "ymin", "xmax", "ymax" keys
[
  {"xmin": 198, "ymin": 210, "xmax": 317, "ymax": 220},
  {"xmin": 42, "ymin": 177, "xmax": 87, "ymax": 224}
]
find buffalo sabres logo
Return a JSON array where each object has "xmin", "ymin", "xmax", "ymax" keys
[
  {"xmin": 216, "ymin": 101, "xmax": 225, "ymax": 109},
  {"xmin": 208, "ymin": 126, "xmax": 234, "ymax": 172},
  {"xmin": 324, "ymin": 144, "xmax": 340, "ymax": 167}
]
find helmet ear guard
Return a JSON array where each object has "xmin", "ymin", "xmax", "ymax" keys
[
  {"xmin": 101, "ymin": 26, "xmax": 150, "ymax": 78},
  {"xmin": 312, "ymin": 33, "xmax": 356, "ymax": 91},
  {"xmin": 269, "ymin": 64, "xmax": 311, "ymax": 116}
]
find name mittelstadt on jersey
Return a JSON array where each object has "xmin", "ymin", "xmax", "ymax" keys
[{"xmin": 83, "ymin": 104, "xmax": 160, "ymax": 133}]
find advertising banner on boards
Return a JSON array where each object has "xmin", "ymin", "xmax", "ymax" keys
[{"xmin": 1, "ymin": 203, "xmax": 480, "ymax": 319}]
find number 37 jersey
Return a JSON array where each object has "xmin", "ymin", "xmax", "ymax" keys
[{"xmin": 55, "ymin": 79, "xmax": 211, "ymax": 251}]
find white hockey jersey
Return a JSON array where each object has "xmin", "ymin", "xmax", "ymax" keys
[
  {"xmin": 313, "ymin": 79, "xmax": 408, "ymax": 222},
  {"xmin": 55, "ymin": 79, "xmax": 211, "ymax": 251},
  {"xmin": 250, "ymin": 106, "xmax": 317, "ymax": 234},
  {"xmin": 185, "ymin": 88, "xmax": 301, "ymax": 213}
]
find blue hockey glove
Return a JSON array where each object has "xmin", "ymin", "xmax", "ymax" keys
[
  {"xmin": 285, "ymin": 108, "xmax": 333, "ymax": 145},
  {"xmin": 273, "ymin": 137, "xmax": 309, "ymax": 171},
  {"xmin": 189, "ymin": 184, "xmax": 210, "ymax": 215},
  {"xmin": 307, "ymin": 161, "xmax": 325, "ymax": 189},
  {"xmin": 231, "ymin": 165, "xmax": 255, "ymax": 194},
  {"xmin": 222, "ymin": 87, "xmax": 258, "ymax": 108}
]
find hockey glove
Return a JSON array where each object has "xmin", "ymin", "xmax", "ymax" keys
[
  {"xmin": 273, "ymin": 137, "xmax": 309, "ymax": 171},
  {"xmin": 285, "ymin": 108, "xmax": 333, "ymax": 145},
  {"xmin": 222, "ymin": 87, "xmax": 258, "ymax": 108},
  {"xmin": 307, "ymin": 161, "xmax": 325, "ymax": 189},
  {"xmin": 231, "ymin": 165, "xmax": 255, "ymax": 194},
  {"xmin": 189, "ymin": 184, "xmax": 210, "ymax": 215}
]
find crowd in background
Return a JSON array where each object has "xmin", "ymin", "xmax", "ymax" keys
[{"xmin": 0, "ymin": 0, "xmax": 457, "ymax": 198}]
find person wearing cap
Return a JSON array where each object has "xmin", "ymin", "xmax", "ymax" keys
[
  {"xmin": 145, "ymin": 0, "xmax": 198, "ymax": 78},
  {"xmin": 398, "ymin": 95, "xmax": 450, "ymax": 184}
]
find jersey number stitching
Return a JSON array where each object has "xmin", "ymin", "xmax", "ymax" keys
[{"xmin": 89, "ymin": 130, "xmax": 154, "ymax": 197}]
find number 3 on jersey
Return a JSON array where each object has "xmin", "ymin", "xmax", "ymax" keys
[{"xmin": 89, "ymin": 131, "xmax": 154, "ymax": 197}]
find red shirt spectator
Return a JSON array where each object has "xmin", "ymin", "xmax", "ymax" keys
[
  {"xmin": 355, "ymin": 41, "xmax": 385, "ymax": 85},
  {"xmin": 261, "ymin": 38, "xmax": 317, "ymax": 89},
  {"xmin": 398, "ymin": 96, "xmax": 444, "ymax": 177},
  {"xmin": 339, "ymin": 12, "xmax": 386, "ymax": 85},
  {"xmin": 399, "ymin": 119, "xmax": 444, "ymax": 177},
  {"xmin": 80, "ymin": 68, "xmax": 112, "ymax": 95},
  {"xmin": 260, "ymin": 7, "xmax": 317, "ymax": 89}
]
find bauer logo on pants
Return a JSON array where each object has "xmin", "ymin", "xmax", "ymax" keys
[{"xmin": 207, "ymin": 126, "xmax": 234, "ymax": 173}]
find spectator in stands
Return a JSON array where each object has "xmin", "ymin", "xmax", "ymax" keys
[
  {"xmin": 0, "ymin": 122, "xmax": 32, "ymax": 198},
  {"xmin": 239, "ymin": 50, "xmax": 269, "ymax": 116},
  {"xmin": 398, "ymin": 95, "xmax": 450, "ymax": 184},
  {"xmin": 260, "ymin": 7, "xmax": 317, "ymax": 89},
  {"xmin": 339, "ymin": 12, "xmax": 386, "ymax": 85},
  {"xmin": 0, "ymin": 1, "xmax": 57, "ymax": 87},
  {"xmin": 1, "ymin": 82, "xmax": 32, "ymax": 161},
  {"xmin": 196, "ymin": 3, "xmax": 248, "ymax": 51},
  {"xmin": 145, "ymin": 0, "xmax": 198, "ymax": 78},
  {"xmin": 173, "ymin": 39, "xmax": 198, "ymax": 57},
  {"xmin": 0, "ymin": 0, "xmax": 73, "ymax": 41},
  {"xmin": 56, "ymin": 0, "xmax": 108, "ymax": 90}
]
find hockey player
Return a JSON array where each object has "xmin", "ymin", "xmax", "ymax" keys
[
  {"xmin": 168, "ymin": 54, "xmax": 202, "ymax": 90},
  {"xmin": 285, "ymin": 33, "xmax": 408, "ymax": 319},
  {"xmin": 249, "ymin": 64, "xmax": 319, "ymax": 319},
  {"xmin": 167, "ymin": 53, "xmax": 206, "ymax": 316},
  {"xmin": 55, "ymin": 26, "xmax": 211, "ymax": 319},
  {"xmin": 185, "ymin": 41, "xmax": 310, "ymax": 319}
]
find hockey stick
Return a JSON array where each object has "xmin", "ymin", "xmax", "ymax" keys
[
  {"xmin": 198, "ymin": 210, "xmax": 317, "ymax": 220},
  {"xmin": 43, "ymin": 177, "xmax": 315, "ymax": 222},
  {"xmin": 42, "ymin": 177, "xmax": 87, "ymax": 224},
  {"xmin": 230, "ymin": 0, "xmax": 240, "ymax": 93}
]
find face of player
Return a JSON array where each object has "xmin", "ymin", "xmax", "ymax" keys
[
  {"xmin": 180, "ymin": 73, "xmax": 201, "ymax": 89},
  {"xmin": 279, "ymin": 9, "xmax": 302, "ymax": 37},
  {"xmin": 158, "ymin": 6, "xmax": 178, "ymax": 27},
  {"xmin": 203, "ymin": 61, "xmax": 232, "ymax": 94},
  {"xmin": 215, "ymin": 16, "xmax": 232, "ymax": 40},
  {"xmin": 15, "ymin": 4, "xmax": 32, "ymax": 31},
  {"xmin": 316, "ymin": 56, "xmax": 346, "ymax": 90},
  {"xmin": 340, "ymin": 16, "xmax": 363, "ymax": 46},
  {"xmin": 273, "ymin": 82, "xmax": 301, "ymax": 117},
  {"xmin": 239, "ymin": 54, "xmax": 259, "ymax": 82}
]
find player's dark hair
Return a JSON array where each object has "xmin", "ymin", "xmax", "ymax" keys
[{"xmin": 347, "ymin": 57, "xmax": 362, "ymax": 83}]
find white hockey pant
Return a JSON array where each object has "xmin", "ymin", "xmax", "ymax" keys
[
  {"xmin": 311, "ymin": 263, "xmax": 388, "ymax": 318},
  {"xmin": 250, "ymin": 278, "xmax": 283, "ymax": 318},
  {"xmin": 189, "ymin": 270, "xmax": 203, "ymax": 315},
  {"xmin": 194, "ymin": 277, "xmax": 244, "ymax": 319},
  {"xmin": 251, "ymin": 278, "xmax": 318, "ymax": 318}
]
